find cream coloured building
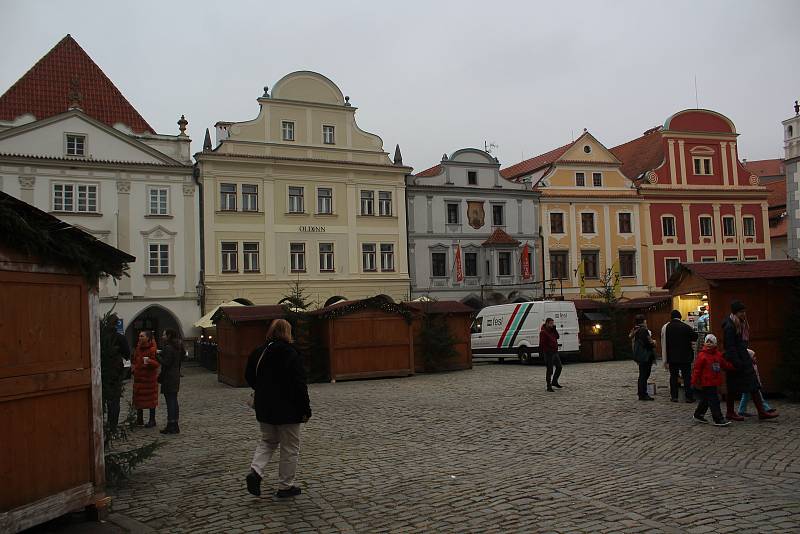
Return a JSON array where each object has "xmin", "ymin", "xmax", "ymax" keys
[{"xmin": 196, "ymin": 71, "xmax": 412, "ymax": 309}]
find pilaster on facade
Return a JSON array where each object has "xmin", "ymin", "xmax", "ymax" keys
[
  {"xmin": 678, "ymin": 140, "xmax": 687, "ymax": 185},
  {"xmin": 720, "ymin": 142, "xmax": 729, "ymax": 186},
  {"xmin": 712, "ymin": 203, "xmax": 723, "ymax": 260},
  {"xmin": 729, "ymin": 142, "xmax": 738, "ymax": 187},
  {"xmin": 668, "ymin": 139, "xmax": 677, "ymax": 184},
  {"xmin": 681, "ymin": 204, "xmax": 694, "ymax": 259}
]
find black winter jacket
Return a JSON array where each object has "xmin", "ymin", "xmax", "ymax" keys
[
  {"xmin": 158, "ymin": 345, "xmax": 182, "ymax": 394},
  {"xmin": 245, "ymin": 339, "xmax": 311, "ymax": 425},
  {"xmin": 665, "ymin": 319, "xmax": 696, "ymax": 364},
  {"xmin": 722, "ymin": 316, "xmax": 758, "ymax": 393}
]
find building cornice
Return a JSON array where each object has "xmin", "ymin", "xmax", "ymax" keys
[
  {"xmin": 406, "ymin": 185, "xmax": 539, "ymax": 197},
  {"xmin": 0, "ymin": 153, "xmax": 192, "ymax": 173},
  {"xmin": 195, "ymin": 152, "xmax": 412, "ymax": 173}
]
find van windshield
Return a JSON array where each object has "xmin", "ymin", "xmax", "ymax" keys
[{"xmin": 470, "ymin": 317, "xmax": 483, "ymax": 334}]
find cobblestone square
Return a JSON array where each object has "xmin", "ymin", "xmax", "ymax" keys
[{"xmin": 111, "ymin": 361, "xmax": 800, "ymax": 533}]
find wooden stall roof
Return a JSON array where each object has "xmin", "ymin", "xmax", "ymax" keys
[
  {"xmin": 617, "ymin": 294, "xmax": 672, "ymax": 309},
  {"xmin": 308, "ymin": 295, "xmax": 415, "ymax": 321},
  {"xmin": 404, "ymin": 301, "xmax": 475, "ymax": 314},
  {"xmin": 211, "ymin": 305, "xmax": 287, "ymax": 325},
  {"xmin": 0, "ymin": 191, "xmax": 133, "ymax": 281},
  {"xmin": 664, "ymin": 260, "xmax": 800, "ymax": 290}
]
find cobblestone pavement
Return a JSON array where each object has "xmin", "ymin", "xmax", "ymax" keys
[{"xmin": 110, "ymin": 361, "xmax": 800, "ymax": 533}]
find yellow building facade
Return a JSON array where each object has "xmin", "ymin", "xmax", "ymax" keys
[
  {"xmin": 195, "ymin": 71, "xmax": 412, "ymax": 310},
  {"xmin": 502, "ymin": 132, "xmax": 651, "ymax": 298}
]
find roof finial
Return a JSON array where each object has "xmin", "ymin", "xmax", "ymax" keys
[
  {"xmin": 178, "ymin": 114, "xmax": 188, "ymax": 136},
  {"xmin": 203, "ymin": 128, "xmax": 212, "ymax": 151},
  {"xmin": 344, "ymin": 96, "xmax": 351, "ymax": 107},
  {"xmin": 795, "ymin": 100, "xmax": 799, "ymax": 116},
  {"xmin": 262, "ymin": 86, "xmax": 270, "ymax": 98},
  {"xmin": 67, "ymin": 76, "xmax": 82, "ymax": 110},
  {"xmin": 393, "ymin": 144, "xmax": 403, "ymax": 166}
]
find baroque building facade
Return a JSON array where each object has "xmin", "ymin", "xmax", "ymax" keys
[
  {"xmin": 407, "ymin": 148, "xmax": 541, "ymax": 305},
  {"xmin": 195, "ymin": 71, "xmax": 412, "ymax": 310},
  {"xmin": 0, "ymin": 36, "xmax": 199, "ymax": 343},
  {"xmin": 784, "ymin": 101, "xmax": 800, "ymax": 259}
]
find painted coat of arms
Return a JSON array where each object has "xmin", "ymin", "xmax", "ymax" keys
[{"xmin": 467, "ymin": 201, "xmax": 485, "ymax": 229}]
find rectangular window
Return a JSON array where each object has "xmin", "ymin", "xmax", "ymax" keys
[
  {"xmin": 464, "ymin": 252, "xmax": 477, "ymax": 277},
  {"xmin": 619, "ymin": 251, "xmax": 636, "ymax": 277},
  {"xmin": 378, "ymin": 191, "xmax": 392, "ymax": 216},
  {"xmin": 699, "ymin": 216, "xmax": 713, "ymax": 237},
  {"xmin": 701, "ymin": 256, "xmax": 716, "ymax": 262},
  {"xmin": 744, "ymin": 256, "xmax": 758, "ymax": 261},
  {"xmin": 550, "ymin": 252, "xmax": 568, "ymax": 280},
  {"xmin": 498, "ymin": 252, "xmax": 511, "ymax": 276},
  {"xmin": 724, "ymin": 257, "xmax": 738, "ymax": 262},
  {"xmin": 431, "ymin": 252, "xmax": 447, "ymax": 277},
  {"xmin": 148, "ymin": 243, "xmax": 169, "ymax": 274},
  {"xmin": 662, "ymin": 216, "xmax": 676, "ymax": 237},
  {"xmin": 317, "ymin": 187, "xmax": 333, "ymax": 214},
  {"xmin": 220, "ymin": 183, "xmax": 237, "ymax": 211},
  {"xmin": 242, "ymin": 184, "xmax": 258, "ymax": 212},
  {"xmin": 360, "ymin": 190, "xmax": 374, "ymax": 215},
  {"xmin": 322, "ymin": 125, "xmax": 335, "ymax": 144},
  {"xmin": 581, "ymin": 212, "xmax": 595, "ymax": 234},
  {"xmin": 242, "ymin": 242, "xmax": 260, "ymax": 272},
  {"xmin": 148, "ymin": 187, "xmax": 169, "ymax": 215},
  {"xmin": 362, "ymin": 243, "xmax": 377, "ymax": 271},
  {"xmin": 281, "ymin": 121, "xmax": 295, "ymax": 141},
  {"xmin": 53, "ymin": 183, "xmax": 97, "ymax": 213},
  {"xmin": 592, "ymin": 172, "xmax": 602, "ymax": 187},
  {"xmin": 380, "ymin": 244, "xmax": 395, "ymax": 271},
  {"xmin": 550, "ymin": 212, "xmax": 564, "ymax": 234},
  {"xmin": 722, "ymin": 216, "xmax": 736, "ymax": 237},
  {"xmin": 221, "ymin": 242, "xmax": 238, "ymax": 272},
  {"xmin": 618, "ymin": 212, "xmax": 632, "ymax": 234},
  {"xmin": 288, "ymin": 186, "xmax": 304, "ymax": 213},
  {"xmin": 447, "ymin": 203, "xmax": 460, "ymax": 224},
  {"xmin": 76, "ymin": 184, "xmax": 98, "ymax": 213},
  {"xmin": 581, "ymin": 251, "xmax": 599, "ymax": 279},
  {"xmin": 665, "ymin": 258, "xmax": 680, "ymax": 278},
  {"xmin": 319, "ymin": 243, "xmax": 334, "ymax": 272},
  {"xmin": 693, "ymin": 157, "xmax": 713, "ymax": 175},
  {"xmin": 743, "ymin": 217, "xmax": 755, "ymax": 237},
  {"xmin": 492, "ymin": 204, "xmax": 504, "ymax": 226},
  {"xmin": 66, "ymin": 134, "xmax": 85, "ymax": 156},
  {"xmin": 290, "ymin": 243, "xmax": 306, "ymax": 272},
  {"xmin": 575, "ymin": 172, "xmax": 586, "ymax": 187},
  {"xmin": 467, "ymin": 171, "xmax": 477, "ymax": 185}
]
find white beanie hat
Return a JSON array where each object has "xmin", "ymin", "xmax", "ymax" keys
[{"xmin": 704, "ymin": 334, "xmax": 717, "ymax": 346}]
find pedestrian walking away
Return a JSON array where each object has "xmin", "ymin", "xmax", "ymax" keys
[
  {"xmin": 722, "ymin": 300, "xmax": 778, "ymax": 422},
  {"xmin": 157, "ymin": 328, "xmax": 182, "ymax": 434},
  {"xmin": 133, "ymin": 330, "xmax": 160, "ymax": 427},
  {"xmin": 631, "ymin": 315, "xmax": 656, "ymax": 401},
  {"xmin": 540, "ymin": 318, "xmax": 562, "ymax": 392},
  {"xmin": 691, "ymin": 334, "xmax": 734, "ymax": 426},
  {"xmin": 245, "ymin": 319, "xmax": 312, "ymax": 499},
  {"xmin": 662, "ymin": 310, "xmax": 696, "ymax": 403}
]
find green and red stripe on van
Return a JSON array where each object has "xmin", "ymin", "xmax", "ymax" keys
[{"xmin": 496, "ymin": 302, "xmax": 533, "ymax": 349}]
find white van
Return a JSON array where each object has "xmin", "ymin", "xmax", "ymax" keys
[{"xmin": 470, "ymin": 301, "xmax": 580, "ymax": 363}]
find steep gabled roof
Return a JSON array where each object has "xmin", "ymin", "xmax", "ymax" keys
[
  {"xmin": 609, "ymin": 126, "xmax": 664, "ymax": 180},
  {"xmin": 415, "ymin": 164, "xmax": 442, "ymax": 177},
  {"xmin": 0, "ymin": 35, "xmax": 155, "ymax": 134},
  {"xmin": 481, "ymin": 228, "xmax": 520, "ymax": 246},
  {"xmin": 764, "ymin": 178, "xmax": 787, "ymax": 208},
  {"xmin": 743, "ymin": 158, "xmax": 784, "ymax": 179},
  {"xmin": 500, "ymin": 141, "xmax": 575, "ymax": 180}
]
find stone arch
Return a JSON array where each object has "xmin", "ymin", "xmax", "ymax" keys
[{"xmin": 125, "ymin": 304, "xmax": 183, "ymax": 349}]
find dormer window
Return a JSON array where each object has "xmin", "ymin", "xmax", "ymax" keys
[
  {"xmin": 282, "ymin": 121, "xmax": 295, "ymax": 141},
  {"xmin": 65, "ymin": 134, "xmax": 85, "ymax": 156},
  {"xmin": 467, "ymin": 171, "xmax": 477, "ymax": 185},
  {"xmin": 323, "ymin": 125, "xmax": 335, "ymax": 144},
  {"xmin": 693, "ymin": 157, "xmax": 713, "ymax": 175}
]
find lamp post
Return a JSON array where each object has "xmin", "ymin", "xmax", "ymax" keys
[{"xmin": 195, "ymin": 280, "xmax": 205, "ymax": 311}]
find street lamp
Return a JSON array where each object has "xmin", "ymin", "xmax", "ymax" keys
[{"xmin": 195, "ymin": 281, "xmax": 204, "ymax": 306}]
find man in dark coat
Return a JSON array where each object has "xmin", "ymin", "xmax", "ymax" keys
[
  {"xmin": 631, "ymin": 315, "xmax": 656, "ymax": 401},
  {"xmin": 102, "ymin": 314, "xmax": 130, "ymax": 431},
  {"xmin": 664, "ymin": 310, "xmax": 696, "ymax": 403},
  {"xmin": 721, "ymin": 300, "xmax": 778, "ymax": 421}
]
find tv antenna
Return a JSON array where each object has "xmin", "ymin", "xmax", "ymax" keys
[{"xmin": 484, "ymin": 141, "xmax": 498, "ymax": 154}]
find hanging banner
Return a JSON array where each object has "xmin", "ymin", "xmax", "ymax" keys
[
  {"xmin": 455, "ymin": 244, "xmax": 464, "ymax": 283},
  {"xmin": 521, "ymin": 243, "xmax": 531, "ymax": 280}
]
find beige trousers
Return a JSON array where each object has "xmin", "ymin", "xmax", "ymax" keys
[{"xmin": 250, "ymin": 422, "xmax": 301, "ymax": 490}]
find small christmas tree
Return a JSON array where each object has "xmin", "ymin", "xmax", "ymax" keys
[
  {"xmin": 418, "ymin": 301, "xmax": 458, "ymax": 372},
  {"xmin": 779, "ymin": 281, "xmax": 800, "ymax": 400},
  {"xmin": 594, "ymin": 268, "xmax": 630, "ymax": 359}
]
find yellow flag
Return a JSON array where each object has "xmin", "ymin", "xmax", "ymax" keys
[
  {"xmin": 578, "ymin": 260, "xmax": 586, "ymax": 298},
  {"xmin": 612, "ymin": 260, "xmax": 621, "ymax": 298}
]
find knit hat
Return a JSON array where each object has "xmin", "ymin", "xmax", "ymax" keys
[
  {"xmin": 670, "ymin": 310, "xmax": 682, "ymax": 320},
  {"xmin": 704, "ymin": 334, "xmax": 717, "ymax": 346},
  {"xmin": 731, "ymin": 300, "xmax": 746, "ymax": 313}
]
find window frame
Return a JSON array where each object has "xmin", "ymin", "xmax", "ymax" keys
[
  {"xmin": 699, "ymin": 215, "xmax": 713, "ymax": 237},
  {"xmin": 661, "ymin": 215, "xmax": 676, "ymax": 237},
  {"xmin": 362, "ymin": 243, "xmax": 377, "ymax": 272},
  {"xmin": 467, "ymin": 171, "xmax": 478, "ymax": 185},
  {"xmin": 290, "ymin": 242, "xmax": 306, "ymax": 273},
  {"xmin": 497, "ymin": 251, "xmax": 512, "ymax": 276},
  {"xmin": 665, "ymin": 257, "xmax": 681, "ymax": 278},
  {"xmin": 147, "ymin": 242, "xmax": 170, "ymax": 275},
  {"xmin": 580, "ymin": 212, "xmax": 596, "ymax": 234},
  {"xmin": 220, "ymin": 183, "xmax": 237, "ymax": 211},
  {"xmin": 322, "ymin": 124, "xmax": 335, "ymax": 145},
  {"xmin": 378, "ymin": 191, "xmax": 392, "ymax": 216},
  {"xmin": 464, "ymin": 252, "xmax": 478, "ymax": 277},
  {"xmin": 360, "ymin": 190, "xmax": 375, "ymax": 216},
  {"xmin": 700, "ymin": 256, "xmax": 716, "ymax": 263},
  {"xmin": 65, "ymin": 133, "xmax": 86, "ymax": 156},
  {"xmin": 147, "ymin": 186, "xmax": 170, "ymax": 216},
  {"xmin": 319, "ymin": 243, "xmax": 335, "ymax": 272},
  {"xmin": 380, "ymin": 243, "xmax": 395, "ymax": 272},
  {"xmin": 220, "ymin": 241, "xmax": 238, "ymax": 273},
  {"xmin": 619, "ymin": 250, "xmax": 636, "ymax": 278},
  {"xmin": 693, "ymin": 157, "xmax": 713, "ymax": 175},
  {"xmin": 242, "ymin": 242, "xmax": 260, "ymax": 273},
  {"xmin": 491, "ymin": 203, "xmax": 505, "ymax": 226},
  {"xmin": 431, "ymin": 251, "xmax": 447, "ymax": 278},
  {"xmin": 288, "ymin": 186, "xmax": 305, "ymax": 214},
  {"xmin": 446, "ymin": 202, "xmax": 460, "ymax": 224},
  {"xmin": 281, "ymin": 120, "xmax": 295, "ymax": 141},
  {"xmin": 52, "ymin": 182, "xmax": 99, "ymax": 213},
  {"xmin": 316, "ymin": 187, "xmax": 333, "ymax": 215},
  {"xmin": 550, "ymin": 251, "xmax": 568, "ymax": 280},
  {"xmin": 592, "ymin": 172, "xmax": 603, "ymax": 187},
  {"xmin": 722, "ymin": 216, "xmax": 736, "ymax": 237},
  {"xmin": 550, "ymin": 212, "xmax": 565, "ymax": 234},
  {"xmin": 617, "ymin": 212, "xmax": 632, "ymax": 234},
  {"xmin": 241, "ymin": 184, "xmax": 258, "ymax": 212},
  {"xmin": 575, "ymin": 172, "xmax": 586, "ymax": 187},
  {"xmin": 580, "ymin": 251, "xmax": 599, "ymax": 279},
  {"xmin": 742, "ymin": 216, "xmax": 756, "ymax": 237}
]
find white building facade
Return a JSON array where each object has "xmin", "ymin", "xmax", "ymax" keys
[
  {"xmin": 407, "ymin": 149, "xmax": 542, "ymax": 305},
  {"xmin": 784, "ymin": 101, "xmax": 800, "ymax": 259}
]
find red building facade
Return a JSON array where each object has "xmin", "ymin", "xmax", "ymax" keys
[{"xmin": 611, "ymin": 109, "xmax": 770, "ymax": 289}]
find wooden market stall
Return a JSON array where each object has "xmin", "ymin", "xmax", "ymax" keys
[
  {"xmin": 406, "ymin": 300, "xmax": 474, "ymax": 373},
  {"xmin": 0, "ymin": 192, "xmax": 133, "ymax": 533},
  {"xmin": 664, "ymin": 260, "xmax": 800, "ymax": 393},
  {"xmin": 212, "ymin": 305, "xmax": 287, "ymax": 387}
]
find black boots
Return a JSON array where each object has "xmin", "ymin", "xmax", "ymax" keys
[
  {"xmin": 136, "ymin": 410, "xmax": 144, "ymax": 426},
  {"xmin": 160, "ymin": 421, "xmax": 180, "ymax": 434},
  {"xmin": 246, "ymin": 469, "xmax": 262, "ymax": 496}
]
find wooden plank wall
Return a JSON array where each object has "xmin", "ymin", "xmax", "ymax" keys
[{"xmin": 217, "ymin": 322, "xmax": 268, "ymax": 387}]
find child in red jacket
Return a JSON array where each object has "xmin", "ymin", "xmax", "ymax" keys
[{"xmin": 691, "ymin": 334, "xmax": 735, "ymax": 426}]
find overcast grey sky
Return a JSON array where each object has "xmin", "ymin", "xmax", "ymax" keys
[{"xmin": 2, "ymin": 0, "xmax": 798, "ymax": 171}]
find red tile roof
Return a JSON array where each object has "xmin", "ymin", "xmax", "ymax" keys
[
  {"xmin": 609, "ymin": 126, "xmax": 664, "ymax": 180},
  {"xmin": 743, "ymin": 158, "xmax": 784, "ymax": 179},
  {"xmin": 0, "ymin": 35, "xmax": 155, "ymax": 134},
  {"xmin": 481, "ymin": 228, "xmax": 520, "ymax": 246},
  {"xmin": 415, "ymin": 164, "xmax": 442, "ymax": 177},
  {"xmin": 771, "ymin": 216, "xmax": 788, "ymax": 239},
  {"xmin": 500, "ymin": 141, "xmax": 575, "ymax": 180},
  {"xmin": 665, "ymin": 260, "xmax": 800, "ymax": 288},
  {"xmin": 764, "ymin": 178, "xmax": 787, "ymax": 208}
]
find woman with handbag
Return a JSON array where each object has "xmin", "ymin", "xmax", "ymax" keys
[
  {"xmin": 132, "ymin": 330, "xmax": 160, "ymax": 427},
  {"xmin": 244, "ymin": 319, "xmax": 311, "ymax": 499},
  {"xmin": 157, "ymin": 329, "xmax": 182, "ymax": 434}
]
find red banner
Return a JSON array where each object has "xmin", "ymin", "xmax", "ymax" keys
[
  {"xmin": 521, "ymin": 243, "xmax": 531, "ymax": 280},
  {"xmin": 455, "ymin": 244, "xmax": 464, "ymax": 283}
]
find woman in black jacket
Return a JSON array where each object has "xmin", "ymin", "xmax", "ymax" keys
[
  {"xmin": 245, "ymin": 319, "xmax": 311, "ymax": 499},
  {"xmin": 722, "ymin": 300, "xmax": 777, "ymax": 421},
  {"xmin": 158, "ymin": 329, "xmax": 183, "ymax": 434}
]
